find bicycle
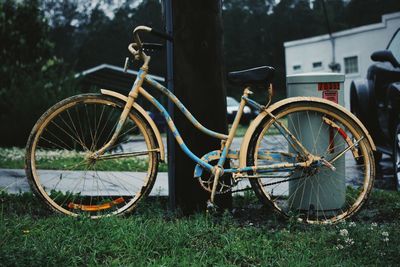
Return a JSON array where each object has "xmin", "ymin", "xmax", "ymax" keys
[{"xmin": 25, "ymin": 26, "xmax": 376, "ymax": 224}]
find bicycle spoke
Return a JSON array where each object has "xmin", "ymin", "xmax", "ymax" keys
[
  {"xmin": 27, "ymin": 95, "xmax": 159, "ymax": 217},
  {"xmin": 249, "ymin": 102, "xmax": 374, "ymax": 224}
]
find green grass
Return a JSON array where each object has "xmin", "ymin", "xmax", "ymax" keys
[
  {"xmin": 1, "ymin": 190, "xmax": 399, "ymax": 266},
  {"xmin": 0, "ymin": 147, "xmax": 168, "ymax": 172}
]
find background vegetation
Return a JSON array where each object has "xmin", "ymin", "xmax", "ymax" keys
[{"xmin": 1, "ymin": 0, "xmax": 399, "ymax": 146}]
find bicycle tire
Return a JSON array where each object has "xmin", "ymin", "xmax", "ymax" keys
[
  {"xmin": 25, "ymin": 94, "xmax": 159, "ymax": 218},
  {"xmin": 246, "ymin": 100, "xmax": 375, "ymax": 224}
]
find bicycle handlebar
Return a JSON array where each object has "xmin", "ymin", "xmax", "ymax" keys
[{"xmin": 129, "ymin": 26, "xmax": 172, "ymax": 60}]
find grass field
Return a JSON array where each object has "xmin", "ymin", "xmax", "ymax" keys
[
  {"xmin": 0, "ymin": 147, "xmax": 168, "ymax": 172},
  {"xmin": 1, "ymin": 190, "xmax": 399, "ymax": 266}
]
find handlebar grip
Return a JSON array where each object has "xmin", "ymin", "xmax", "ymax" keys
[{"xmin": 150, "ymin": 29, "xmax": 173, "ymax": 42}]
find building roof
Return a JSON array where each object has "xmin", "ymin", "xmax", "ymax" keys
[
  {"xmin": 284, "ymin": 12, "xmax": 400, "ymax": 48},
  {"xmin": 75, "ymin": 63, "xmax": 165, "ymax": 93}
]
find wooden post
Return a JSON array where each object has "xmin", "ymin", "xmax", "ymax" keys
[{"xmin": 171, "ymin": 0, "xmax": 232, "ymax": 213}]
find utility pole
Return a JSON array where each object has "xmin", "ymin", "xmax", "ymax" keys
[
  {"xmin": 322, "ymin": 0, "xmax": 341, "ymax": 72},
  {"xmin": 169, "ymin": 0, "xmax": 232, "ymax": 213},
  {"xmin": 162, "ymin": 0, "xmax": 176, "ymax": 210}
]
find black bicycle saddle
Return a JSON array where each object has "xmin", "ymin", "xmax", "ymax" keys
[{"xmin": 227, "ymin": 66, "xmax": 275, "ymax": 86}]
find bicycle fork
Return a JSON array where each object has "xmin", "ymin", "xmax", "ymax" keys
[{"xmin": 92, "ymin": 68, "xmax": 148, "ymax": 158}]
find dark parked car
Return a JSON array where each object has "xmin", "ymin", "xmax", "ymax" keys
[
  {"xmin": 350, "ymin": 28, "xmax": 400, "ymax": 190},
  {"xmin": 226, "ymin": 96, "xmax": 257, "ymax": 125}
]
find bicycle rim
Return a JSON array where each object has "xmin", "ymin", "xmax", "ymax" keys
[
  {"xmin": 248, "ymin": 101, "xmax": 375, "ymax": 224},
  {"xmin": 25, "ymin": 94, "xmax": 158, "ymax": 218}
]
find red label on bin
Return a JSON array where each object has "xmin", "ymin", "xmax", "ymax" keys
[
  {"xmin": 322, "ymin": 91, "xmax": 338, "ymax": 104},
  {"xmin": 318, "ymin": 82, "xmax": 340, "ymax": 91},
  {"xmin": 323, "ymin": 90, "xmax": 339, "ymax": 154}
]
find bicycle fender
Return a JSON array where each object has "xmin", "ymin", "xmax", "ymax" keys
[
  {"xmin": 238, "ymin": 96, "xmax": 376, "ymax": 169},
  {"xmin": 100, "ymin": 89, "xmax": 165, "ymax": 162}
]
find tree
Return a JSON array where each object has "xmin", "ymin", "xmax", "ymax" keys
[
  {"xmin": 40, "ymin": 0, "xmax": 86, "ymax": 63},
  {"xmin": 344, "ymin": 0, "xmax": 400, "ymax": 28},
  {"xmin": 0, "ymin": 0, "xmax": 76, "ymax": 146}
]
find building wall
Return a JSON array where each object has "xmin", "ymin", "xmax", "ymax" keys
[{"xmin": 284, "ymin": 12, "xmax": 400, "ymax": 108}]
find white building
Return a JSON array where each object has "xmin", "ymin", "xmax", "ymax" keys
[{"xmin": 284, "ymin": 12, "xmax": 400, "ymax": 108}]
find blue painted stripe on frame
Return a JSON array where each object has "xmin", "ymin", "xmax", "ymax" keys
[
  {"xmin": 146, "ymin": 92, "xmax": 214, "ymax": 172},
  {"xmin": 144, "ymin": 76, "xmax": 228, "ymax": 140},
  {"xmin": 130, "ymin": 69, "xmax": 145, "ymax": 92}
]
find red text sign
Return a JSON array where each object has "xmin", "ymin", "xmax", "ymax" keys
[{"xmin": 318, "ymin": 82, "xmax": 340, "ymax": 91}]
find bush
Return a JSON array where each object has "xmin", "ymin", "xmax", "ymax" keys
[{"xmin": 0, "ymin": 0, "xmax": 79, "ymax": 147}]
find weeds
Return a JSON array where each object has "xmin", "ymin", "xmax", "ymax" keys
[{"xmin": 0, "ymin": 190, "xmax": 399, "ymax": 266}]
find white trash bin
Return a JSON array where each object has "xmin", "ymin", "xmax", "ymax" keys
[{"xmin": 286, "ymin": 73, "xmax": 346, "ymax": 214}]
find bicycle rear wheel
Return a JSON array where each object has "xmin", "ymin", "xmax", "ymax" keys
[
  {"xmin": 247, "ymin": 100, "xmax": 375, "ymax": 224},
  {"xmin": 25, "ymin": 94, "xmax": 159, "ymax": 218}
]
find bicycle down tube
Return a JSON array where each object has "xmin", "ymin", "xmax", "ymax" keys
[
  {"xmin": 140, "ymin": 75, "xmax": 311, "ymax": 176},
  {"xmin": 94, "ymin": 51, "xmax": 313, "ymax": 177}
]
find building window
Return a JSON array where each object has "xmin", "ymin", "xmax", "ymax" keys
[
  {"xmin": 293, "ymin": 65, "xmax": 301, "ymax": 71},
  {"xmin": 344, "ymin": 56, "xmax": 358, "ymax": 74},
  {"xmin": 312, "ymin": 61, "xmax": 323, "ymax": 70}
]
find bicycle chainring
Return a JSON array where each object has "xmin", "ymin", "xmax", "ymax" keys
[
  {"xmin": 198, "ymin": 169, "xmax": 235, "ymax": 195},
  {"xmin": 194, "ymin": 150, "xmax": 240, "ymax": 194}
]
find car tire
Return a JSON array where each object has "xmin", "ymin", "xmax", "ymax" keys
[
  {"xmin": 394, "ymin": 123, "xmax": 400, "ymax": 191},
  {"xmin": 240, "ymin": 116, "xmax": 250, "ymax": 125}
]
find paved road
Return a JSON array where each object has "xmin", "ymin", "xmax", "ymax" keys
[
  {"xmin": 0, "ymin": 169, "xmax": 169, "ymax": 196},
  {"xmin": 1, "ymin": 134, "xmax": 374, "ymax": 198},
  {"xmin": 0, "ymin": 137, "xmax": 245, "ymax": 196},
  {"xmin": 0, "ymin": 168, "xmax": 259, "ymax": 196}
]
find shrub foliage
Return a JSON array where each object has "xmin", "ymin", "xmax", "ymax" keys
[{"xmin": 0, "ymin": 0, "xmax": 77, "ymax": 146}]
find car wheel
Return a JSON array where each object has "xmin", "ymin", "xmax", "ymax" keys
[
  {"xmin": 240, "ymin": 116, "xmax": 250, "ymax": 125},
  {"xmin": 394, "ymin": 123, "xmax": 400, "ymax": 191}
]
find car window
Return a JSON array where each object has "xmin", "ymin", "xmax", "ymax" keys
[
  {"xmin": 388, "ymin": 29, "xmax": 400, "ymax": 63},
  {"xmin": 226, "ymin": 97, "xmax": 239, "ymax": 106}
]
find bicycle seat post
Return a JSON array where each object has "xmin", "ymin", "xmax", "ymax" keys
[
  {"xmin": 218, "ymin": 86, "xmax": 252, "ymax": 164},
  {"xmin": 208, "ymin": 86, "xmax": 252, "ymax": 205}
]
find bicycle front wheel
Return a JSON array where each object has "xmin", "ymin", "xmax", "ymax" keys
[
  {"xmin": 25, "ymin": 94, "xmax": 159, "ymax": 218},
  {"xmin": 247, "ymin": 100, "xmax": 375, "ymax": 224}
]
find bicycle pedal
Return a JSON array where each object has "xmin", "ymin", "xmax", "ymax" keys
[{"xmin": 206, "ymin": 200, "xmax": 218, "ymax": 214}]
